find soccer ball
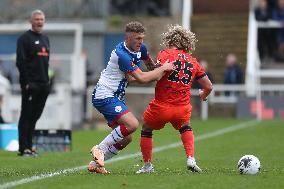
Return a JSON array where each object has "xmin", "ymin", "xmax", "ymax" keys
[{"xmin": 237, "ymin": 155, "xmax": 261, "ymax": 175}]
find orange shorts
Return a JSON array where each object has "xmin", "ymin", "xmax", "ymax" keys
[{"xmin": 143, "ymin": 99, "xmax": 192, "ymax": 130}]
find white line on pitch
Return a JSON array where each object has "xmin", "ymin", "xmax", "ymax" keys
[{"xmin": 0, "ymin": 120, "xmax": 258, "ymax": 189}]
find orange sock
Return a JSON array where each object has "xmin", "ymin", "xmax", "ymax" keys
[
  {"xmin": 140, "ymin": 130, "xmax": 153, "ymax": 163},
  {"xmin": 140, "ymin": 137, "xmax": 153, "ymax": 163},
  {"xmin": 180, "ymin": 130, "xmax": 194, "ymax": 157}
]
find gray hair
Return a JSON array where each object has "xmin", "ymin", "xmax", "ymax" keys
[{"xmin": 30, "ymin": 9, "xmax": 45, "ymax": 20}]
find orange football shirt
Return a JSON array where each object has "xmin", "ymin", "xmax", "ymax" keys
[{"xmin": 155, "ymin": 49, "xmax": 206, "ymax": 105}]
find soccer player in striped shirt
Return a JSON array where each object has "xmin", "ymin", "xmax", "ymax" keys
[{"xmin": 88, "ymin": 21, "xmax": 174, "ymax": 173}]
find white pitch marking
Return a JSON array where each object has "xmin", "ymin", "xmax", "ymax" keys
[{"xmin": 0, "ymin": 120, "xmax": 258, "ymax": 189}]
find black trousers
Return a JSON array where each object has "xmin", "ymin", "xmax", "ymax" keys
[
  {"xmin": 18, "ymin": 83, "xmax": 50, "ymax": 153},
  {"xmin": 257, "ymin": 28, "xmax": 276, "ymax": 60}
]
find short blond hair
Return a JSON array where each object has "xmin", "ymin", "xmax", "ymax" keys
[
  {"xmin": 161, "ymin": 24, "xmax": 197, "ymax": 53},
  {"xmin": 125, "ymin": 21, "xmax": 145, "ymax": 33}
]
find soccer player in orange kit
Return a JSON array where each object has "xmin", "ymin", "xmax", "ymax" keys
[{"xmin": 136, "ymin": 25, "xmax": 213, "ymax": 173}]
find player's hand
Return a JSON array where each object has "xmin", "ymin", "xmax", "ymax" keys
[
  {"xmin": 126, "ymin": 73, "xmax": 136, "ymax": 82},
  {"xmin": 199, "ymin": 89, "xmax": 208, "ymax": 101},
  {"xmin": 161, "ymin": 59, "xmax": 175, "ymax": 71}
]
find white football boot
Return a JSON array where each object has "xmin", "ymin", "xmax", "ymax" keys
[
  {"xmin": 187, "ymin": 156, "xmax": 202, "ymax": 173},
  {"xmin": 136, "ymin": 162, "xmax": 154, "ymax": 174}
]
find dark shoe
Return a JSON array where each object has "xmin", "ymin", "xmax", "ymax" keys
[
  {"xmin": 18, "ymin": 149, "xmax": 38, "ymax": 157},
  {"xmin": 23, "ymin": 149, "xmax": 33, "ymax": 157}
]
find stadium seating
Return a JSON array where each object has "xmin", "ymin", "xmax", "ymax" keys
[{"xmin": 191, "ymin": 13, "xmax": 248, "ymax": 83}]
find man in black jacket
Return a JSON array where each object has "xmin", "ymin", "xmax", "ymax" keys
[
  {"xmin": 16, "ymin": 10, "xmax": 50, "ymax": 156},
  {"xmin": 223, "ymin": 54, "xmax": 243, "ymax": 96},
  {"xmin": 255, "ymin": 0, "xmax": 276, "ymax": 61}
]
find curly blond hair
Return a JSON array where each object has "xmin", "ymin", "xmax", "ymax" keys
[{"xmin": 161, "ymin": 25, "xmax": 197, "ymax": 53}]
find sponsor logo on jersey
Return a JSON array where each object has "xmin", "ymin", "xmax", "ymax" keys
[
  {"xmin": 137, "ymin": 52, "xmax": 141, "ymax": 59},
  {"xmin": 115, "ymin": 106, "xmax": 122, "ymax": 112},
  {"xmin": 37, "ymin": 47, "xmax": 49, "ymax": 56}
]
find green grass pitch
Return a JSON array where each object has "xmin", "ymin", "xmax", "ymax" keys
[{"xmin": 0, "ymin": 118, "xmax": 284, "ymax": 189}]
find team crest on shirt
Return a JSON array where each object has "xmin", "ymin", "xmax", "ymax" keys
[
  {"xmin": 137, "ymin": 52, "xmax": 141, "ymax": 59},
  {"xmin": 115, "ymin": 106, "xmax": 122, "ymax": 112}
]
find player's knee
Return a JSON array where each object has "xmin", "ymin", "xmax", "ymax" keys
[
  {"xmin": 125, "ymin": 119, "xmax": 139, "ymax": 133},
  {"xmin": 179, "ymin": 125, "xmax": 193, "ymax": 134}
]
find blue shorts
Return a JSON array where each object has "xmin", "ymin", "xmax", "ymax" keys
[{"xmin": 92, "ymin": 97, "xmax": 129, "ymax": 127}]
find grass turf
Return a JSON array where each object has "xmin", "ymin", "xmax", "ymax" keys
[{"xmin": 0, "ymin": 119, "xmax": 283, "ymax": 189}]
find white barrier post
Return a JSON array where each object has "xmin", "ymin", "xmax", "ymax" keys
[
  {"xmin": 182, "ymin": 0, "xmax": 192, "ymax": 30},
  {"xmin": 201, "ymin": 101, "xmax": 208, "ymax": 121}
]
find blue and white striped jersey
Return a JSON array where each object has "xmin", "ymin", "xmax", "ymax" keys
[{"xmin": 93, "ymin": 42, "xmax": 149, "ymax": 100}]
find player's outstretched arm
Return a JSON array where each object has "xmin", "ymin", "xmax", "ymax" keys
[
  {"xmin": 144, "ymin": 55, "xmax": 160, "ymax": 71},
  {"xmin": 125, "ymin": 74, "xmax": 136, "ymax": 83},
  {"xmin": 129, "ymin": 60, "xmax": 174, "ymax": 84},
  {"xmin": 197, "ymin": 76, "xmax": 213, "ymax": 101}
]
